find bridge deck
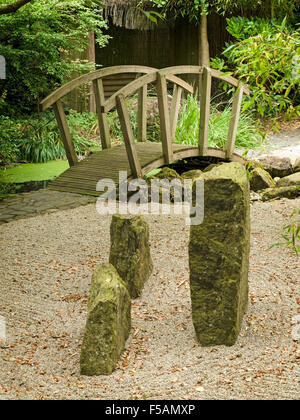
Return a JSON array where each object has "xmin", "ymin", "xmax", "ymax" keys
[{"xmin": 49, "ymin": 143, "xmax": 199, "ymax": 196}]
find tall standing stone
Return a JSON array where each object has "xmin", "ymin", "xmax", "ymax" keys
[
  {"xmin": 109, "ymin": 215, "xmax": 153, "ymax": 299},
  {"xmin": 80, "ymin": 263, "xmax": 131, "ymax": 376},
  {"xmin": 189, "ymin": 162, "xmax": 250, "ymax": 346}
]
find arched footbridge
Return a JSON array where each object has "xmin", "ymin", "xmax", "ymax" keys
[{"xmin": 40, "ymin": 65, "xmax": 250, "ymax": 196}]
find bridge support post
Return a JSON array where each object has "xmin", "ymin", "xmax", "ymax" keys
[
  {"xmin": 53, "ymin": 100, "xmax": 78, "ymax": 167},
  {"xmin": 116, "ymin": 94, "xmax": 142, "ymax": 178},
  {"xmin": 93, "ymin": 78, "xmax": 111, "ymax": 149}
]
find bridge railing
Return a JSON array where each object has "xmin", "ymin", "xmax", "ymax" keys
[
  {"xmin": 158, "ymin": 65, "xmax": 250, "ymax": 160},
  {"xmin": 40, "ymin": 65, "xmax": 159, "ymax": 165},
  {"xmin": 41, "ymin": 65, "xmax": 250, "ymax": 176}
]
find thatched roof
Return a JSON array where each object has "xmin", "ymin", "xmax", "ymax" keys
[{"xmin": 102, "ymin": 0, "xmax": 169, "ymax": 30}]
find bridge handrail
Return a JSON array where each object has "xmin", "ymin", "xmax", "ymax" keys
[
  {"xmin": 157, "ymin": 65, "xmax": 250, "ymax": 95},
  {"xmin": 40, "ymin": 65, "xmax": 158, "ymax": 111}
]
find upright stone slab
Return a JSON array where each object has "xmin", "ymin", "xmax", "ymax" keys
[
  {"xmin": 189, "ymin": 162, "xmax": 250, "ymax": 346},
  {"xmin": 80, "ymin": 263, "xmax": 131, "ymax": 376},
  {"xmin": 109, "ymin": 215, "xmax": 153, "ymax": 299}
]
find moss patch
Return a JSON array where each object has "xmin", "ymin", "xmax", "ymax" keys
[{"xmin": 0, "ymin": 160, "xmax": 69, "ymax": 184}]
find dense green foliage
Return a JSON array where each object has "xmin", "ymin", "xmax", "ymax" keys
[
  {"xmin": 0, "ymin": 0, "xmax": 108, "ymax": 115},
  {"xmin": 0, "ymin": 110, "xmax": 99, "ymax": 165},
  {"xmin": 0, "ymin": 116, "xmax": 20, "ymax": 166},
  {"xmin": 211, "ymin": 17, "xmax": 300, "ymax": 119},
  {"xmin": 146, "ymin": 0, "xmax": 298, "ymax": 21}
]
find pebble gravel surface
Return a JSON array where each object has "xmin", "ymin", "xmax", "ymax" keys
[{"xmin": 0, "ymin": 199, "xmax": 299, "ymax": 400}]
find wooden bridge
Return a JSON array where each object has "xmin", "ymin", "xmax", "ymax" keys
[{"xmin": 40, "ymin": 65, "xmax": 250, "ymax": 196}]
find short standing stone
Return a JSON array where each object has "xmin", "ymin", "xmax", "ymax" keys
[
  {"xmin": 189, "ymin": 162, "xmax": 250, "ymax": 346},
  {"xmin": 80, "ymin": 263, "xmax": 131, "ymax": 376},
  {"xmin": 109, "ymin": 215, "xmax": 153, "ymax": 299}
]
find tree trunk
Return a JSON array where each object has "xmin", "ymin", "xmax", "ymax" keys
[
  {"xmin": 199, "ymin": 13, "xmax": 210, "ymax": 67},
  {"xmin": 198, "ymin": 11, "xmax": 210, "ymax": 101},
  {"xmin": 87, "ymin": 30, "xmax": 96, "ymax": 113}
]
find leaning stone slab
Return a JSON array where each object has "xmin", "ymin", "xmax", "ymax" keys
[
  {"xmin": 109, "ymin": 215, "xmax": 153, "ymax": 299},
  {"xmin": 250, "ymin": 167, "xmax": 275, "ymax": 191},
  {"xmin": 276, "ymin": 172, "xmax": 300, "ymax": 188},
  {"xmin": 261, "ymin": 185, "xmax": 300, "ymax": 201},
  {"xmin": 189, "ymin": 162, "xmax": 250, "ymax": 346},
  {"xmin": 80, "ymin": 263, "xmax": 131, "ymax": 376}
]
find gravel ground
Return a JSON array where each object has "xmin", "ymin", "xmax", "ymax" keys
[
  {"xmin": 242, "ymin": 128, "xmax": 300, "ymax": 164},
  {"xmin": 0, "ymin": 198, "xmax": 299, "ymax": 400}
]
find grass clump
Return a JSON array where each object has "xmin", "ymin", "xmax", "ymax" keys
[{"xmin": 175, "ymin": 94, "xmax": 262, "ymax": 150}]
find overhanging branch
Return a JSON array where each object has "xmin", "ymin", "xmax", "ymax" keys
[{"xmin": 0, "ymin": 0, "xmax": 33, "ymax": 15}]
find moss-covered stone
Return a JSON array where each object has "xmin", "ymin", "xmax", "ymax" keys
[
  {"xmin": 181, "ymin": 170, "xmax": 203, "ymax": 180},
  {"xmin": 202, "ymin": 163, "xmax": 223, "ymax": 173},
  {"xmin": 250, "ymin": 167, "xmax": 275, "ymax": 191},
  {"xmin": 275, "ymin": 172, "xmax": 300, "ymax": 188},
  {"xmin": 261, "ymin": 185, "xmax": 300, "ymax": 201},
  {"xmin": 109, "ymin": 215, "xmax": 153, "ymax": 299},
  {"xmin": 189, "ymin": 162, "xmax": 250, "ymax": 347},
  {"xmin": 80, "ymin": 263, "xmax": 131, "ymax": 376},
  {"xmin": 154, "ymin": 167, "xmax": 182, "ymax": 181},
  {"xmin": 145, "ymin": 167, "xmax": 183, "ymax": 203}
]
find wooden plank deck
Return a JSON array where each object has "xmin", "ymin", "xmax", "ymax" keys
[{"xmin": 48, "ymin": 143, "xmax": 197, "ymax": 196}]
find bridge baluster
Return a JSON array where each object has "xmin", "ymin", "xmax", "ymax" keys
[
  {"xmin": 226, "ymin": 84, "xmax": 244, "ymax": 159},
  {"xmin": 170, "ymin": 85, "xmax": 183, "ymax": 141},
  {"xmin": 137, "ymin": 84, "xmax": 147, "ymax": 142},
  {"xmin": 116, "ymin": 94, "xmax": 142, "ymax": 179},
  {"xmin": 198, "ymin": 66, "xmax": 212, "ymax": 156},
  {"xmin": 93, "ymin": 78, "xmax": 111, "ymax": 149},
  {"xmin": 157, "ymin": 72, "xmax": 174, "ymax": 164}
]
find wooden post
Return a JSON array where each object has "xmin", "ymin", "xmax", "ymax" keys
[
  {"xmin": 93, "ymin": 78, "xmax": 111, "ymax": 149},
  {"xmin": 198, "ymin": 67, "xmax": 212, "ymax": 156},
  {"xmin": 116, "ymin": 94, "xmax": 142, "ymax": 178},
  {"xmin": 226, "ymin": 85, "xmax": 244, "ymax": 159},
  {"xmin": 53, "ymin": 100, "xmax": 78, "ymax": 167},
  {"xmin": 157, "ymin": 72, "xmax": 173, "ymax": 164},
  {"xmin": 170, "ymin": 84, "xmax": 182, "ymax": 141},
  {"xmin": 87, "ymin": 31, "xmax": 96, "ymax": 114},
  {"xmin": 137, "ymin": 84, "xmax": 147, "ymax": 142}
]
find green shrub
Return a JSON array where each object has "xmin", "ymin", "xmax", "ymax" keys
[
  {"xmin": 270, "ymin": 209, "xmax": 300, "ymax": 256},
  {"xmin": 211, "ymin": 17, "xmax": 300, "ymax": 119},
  {"xmin": 0, "ymin": 116, "xmax": 21, "ymax": 166}
]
